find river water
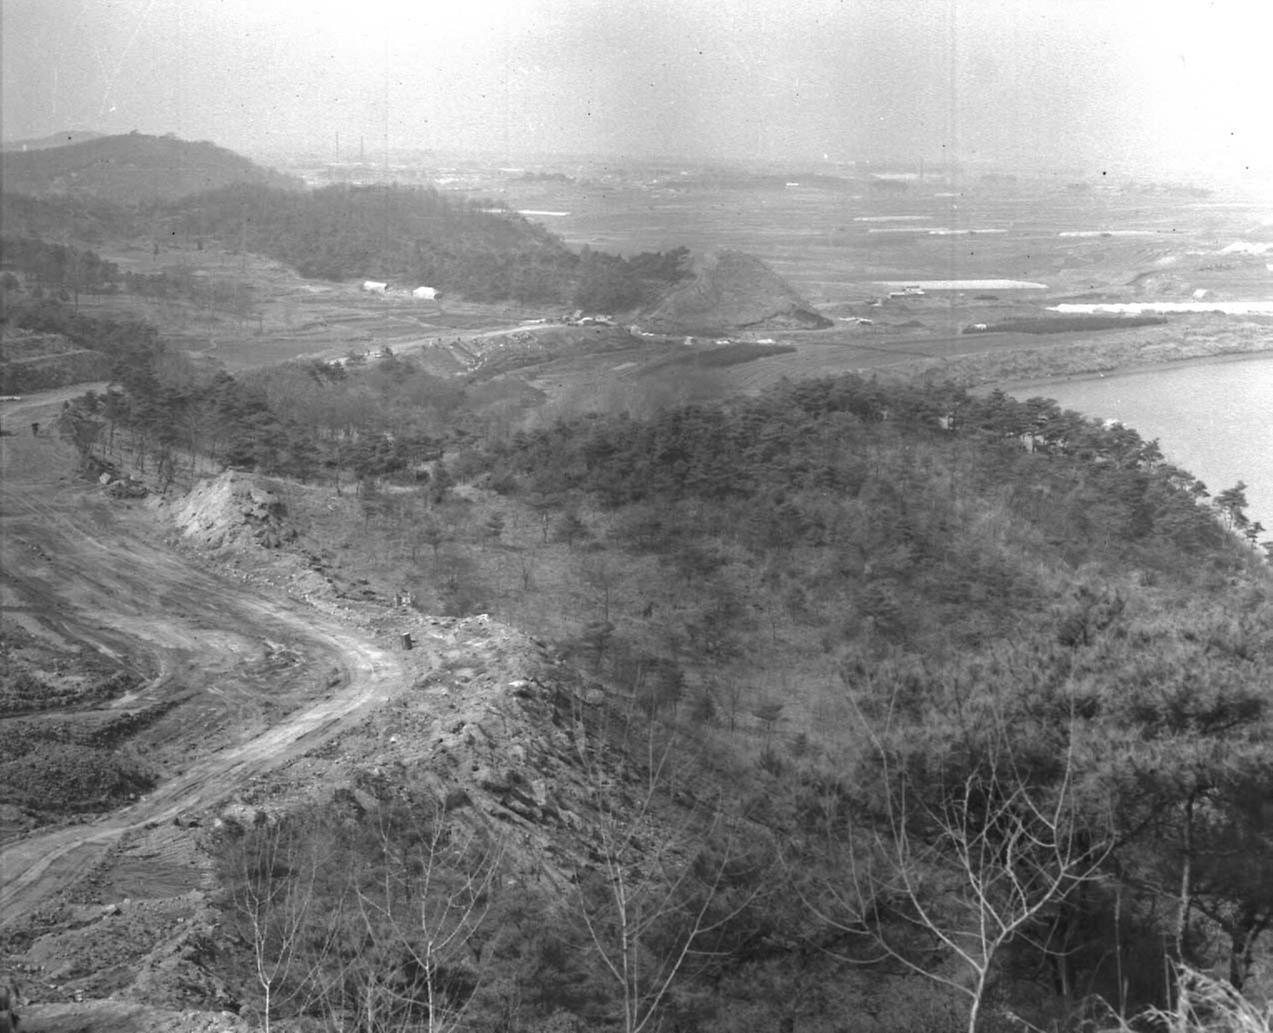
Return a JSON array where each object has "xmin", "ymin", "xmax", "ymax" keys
[{"xmin": 1011, "ymin": 355, "xmax": 1273, "ymax": 540}]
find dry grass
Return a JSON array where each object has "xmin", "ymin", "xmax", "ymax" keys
[{"xmin": 1094, "ymin": 969, "xmax": 1273, "ymax": 1033}]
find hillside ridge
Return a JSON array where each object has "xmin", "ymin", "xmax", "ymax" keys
[
  {"xmin": 0, "ymin": 132, "xmax": 300, "ymax": 204},
  {"xmin": 0, "ymin": 129, "xmax": 105, "ymax": 152},
  {"xmin": 645, "ymin": 247, "xmax": 832, "ymax": 332}
]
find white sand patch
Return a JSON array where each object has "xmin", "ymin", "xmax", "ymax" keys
[
  {"xmin": 1058, "ymin": 230, "xmax": 1161, "ymax": 237},
  {"xmin": 854, "ymin": 215, "xmax": 928, "ymax": 221},
  {"xmin": 517, "ymin": 210, "xmax": 570, "ymax": 217},
  {"xmin": 1219, "ymin": 241, "xmax": 1273, "ymax": 255},
  {"xmin": 1051, "ymin": 302, "xmax": 1273, "ymax": 315},
  {"xmin": 867, "ymin": 226, "xmax": 1005, "ymax": 236}
]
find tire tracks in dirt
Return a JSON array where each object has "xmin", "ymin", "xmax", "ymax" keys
[
  {"xmin": 0, "ymin": 390, "xmax": 414, "ymax": 931},
  {"xmin": 0, "ymin": 632, "xmax": 403, "ymax": 930}
]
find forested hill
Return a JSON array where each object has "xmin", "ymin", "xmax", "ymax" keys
[
  {"xmin": 0, "ymin": 132, "xmax": 300, "ymax": 204},
  {"xmin": 67, "ymin": 348, "xmax": 1273, "ymax": 1026},
  {"xmin": 173, "ymin": 183, "xmax": 578, "ymax": 300},
  {"xmin": 0, "ymin": 131, "xmax": 693, "ymax": 305},
  {"xmin": 165, "ymin": 182, "xmax": 691, "ymax": 305}
]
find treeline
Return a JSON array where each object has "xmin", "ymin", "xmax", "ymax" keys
[{"xmin": 63, "ymin": 340, "xmax": 462, "ymax": 492}]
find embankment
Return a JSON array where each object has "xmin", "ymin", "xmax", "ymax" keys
[{"xmin": 893, "ymin": 315, "xmax": 1273, "ymax": 388}]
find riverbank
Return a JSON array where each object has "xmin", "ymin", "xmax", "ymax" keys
[
  {"xmin": 1013, "ymin": 356, "xmax": 1273, "ymax": 540},
  {"xmin": 997, "ymin": 346, "xmax": 1273, "ymax": 396},
  {"xmin": 884, "ymin": 314, "xmax": 1273, "ymax": 391}
]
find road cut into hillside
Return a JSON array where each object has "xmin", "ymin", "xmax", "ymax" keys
[{"xmin": 0, "ymin": 389, "xmax": 414, "ymax": 931}]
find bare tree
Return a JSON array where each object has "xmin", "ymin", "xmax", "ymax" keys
[
  {"xmin": 573, "ymin": 720, "xmax": 759, "ymax": 1033},
  {"xmin": 348, "ymin": 799, "xmax": 504, "ymax": 1033},
  {"xmin": 224, "ymin": 816, "xmax": 337, "ymax": 1033},
  {"xmin": 804, "ymin": 736, "xmax": 1109, "ymax": 1033}
]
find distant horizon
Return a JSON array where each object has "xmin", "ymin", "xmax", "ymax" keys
[
  {"xmin": 3, "ymin": 124, "xmax": 1241, "ymax": 191},
  {"xmin": 6, "ymin": 1, "xmax": 1272, "ymax": 194}
]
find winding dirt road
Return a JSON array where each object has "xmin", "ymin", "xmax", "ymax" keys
[{"xmin": 0, "ymin": 390, "xmax": 412, "ymax": 930}]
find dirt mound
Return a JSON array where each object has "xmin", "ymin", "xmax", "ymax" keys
[
  {"xmin": 645, "ymin": 249, "xmax": 831, "ymax": 332},
  {"xmin": 169, "ymin": 472, "xmax": 292, "ymax": 552}
]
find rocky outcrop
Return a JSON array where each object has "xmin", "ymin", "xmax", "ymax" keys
[
  {"xmin": 645, "ymin": 249, "xmax": 831, "ymax": 333},
  {"xmin": 169, "ymin": 472, "xmax": 292, "ymax": 552}
]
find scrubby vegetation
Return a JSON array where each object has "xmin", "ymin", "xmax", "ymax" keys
[
  {"xmin": 0, "ymin": 723, "xmax": 157, "ymax": 815},
  {"xmin": 64, "ymin": 339, "xmax": 1273, "ymax": 1030}
]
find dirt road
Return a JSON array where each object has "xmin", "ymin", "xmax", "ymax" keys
[{"xmin": 0, "ymin": 390, "xmax": 412, "ymax": 930}]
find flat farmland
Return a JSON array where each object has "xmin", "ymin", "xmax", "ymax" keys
[
  {"xmin": 522, "ymin": 174, "xmax": 1273, "ymax": 305},
  {"xmin": 74, "ymin": 244, "xmax": 552, "ymax": 372},
  {"xmin": 51, "ymin": 166, "xmax": 1273, "ymax": 409},
  {"xmin": 491, "ymin": 171, "xmax": 1273, "ymax": 389}
]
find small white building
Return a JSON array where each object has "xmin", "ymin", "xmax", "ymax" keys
[
  {"xmin": 362, "ymin": 280, "xmax": 388, "ymax": 294},
  {"xmin": 412, "ymin": 286, "xmax": 438, "ymax": 300}
]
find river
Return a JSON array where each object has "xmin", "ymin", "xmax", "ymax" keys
[{"xmin": 1011, "ymin": 354, "xmax": 1273, "ymax": 541}]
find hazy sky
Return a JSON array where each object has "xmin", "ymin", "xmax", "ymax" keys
[{"xmin": 4, "ymin": 0, "xmax": 1272, "ymax": 179}]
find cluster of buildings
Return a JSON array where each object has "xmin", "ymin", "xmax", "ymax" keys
[{"xmin": 361, "ymin": 280, "xmax": 438, "ymax": 301}]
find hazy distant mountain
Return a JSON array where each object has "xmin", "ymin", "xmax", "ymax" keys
[
  {"xmin": 0, "ymin": 132, "xmax": 300, "ymax": 204},
  {"xmin": 0, "ymin": 129, "xmax": 105, "ymax": 152},
  {"xmin": 645, "ymin": 249, "xmax": 832, "ymax": 332}
]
